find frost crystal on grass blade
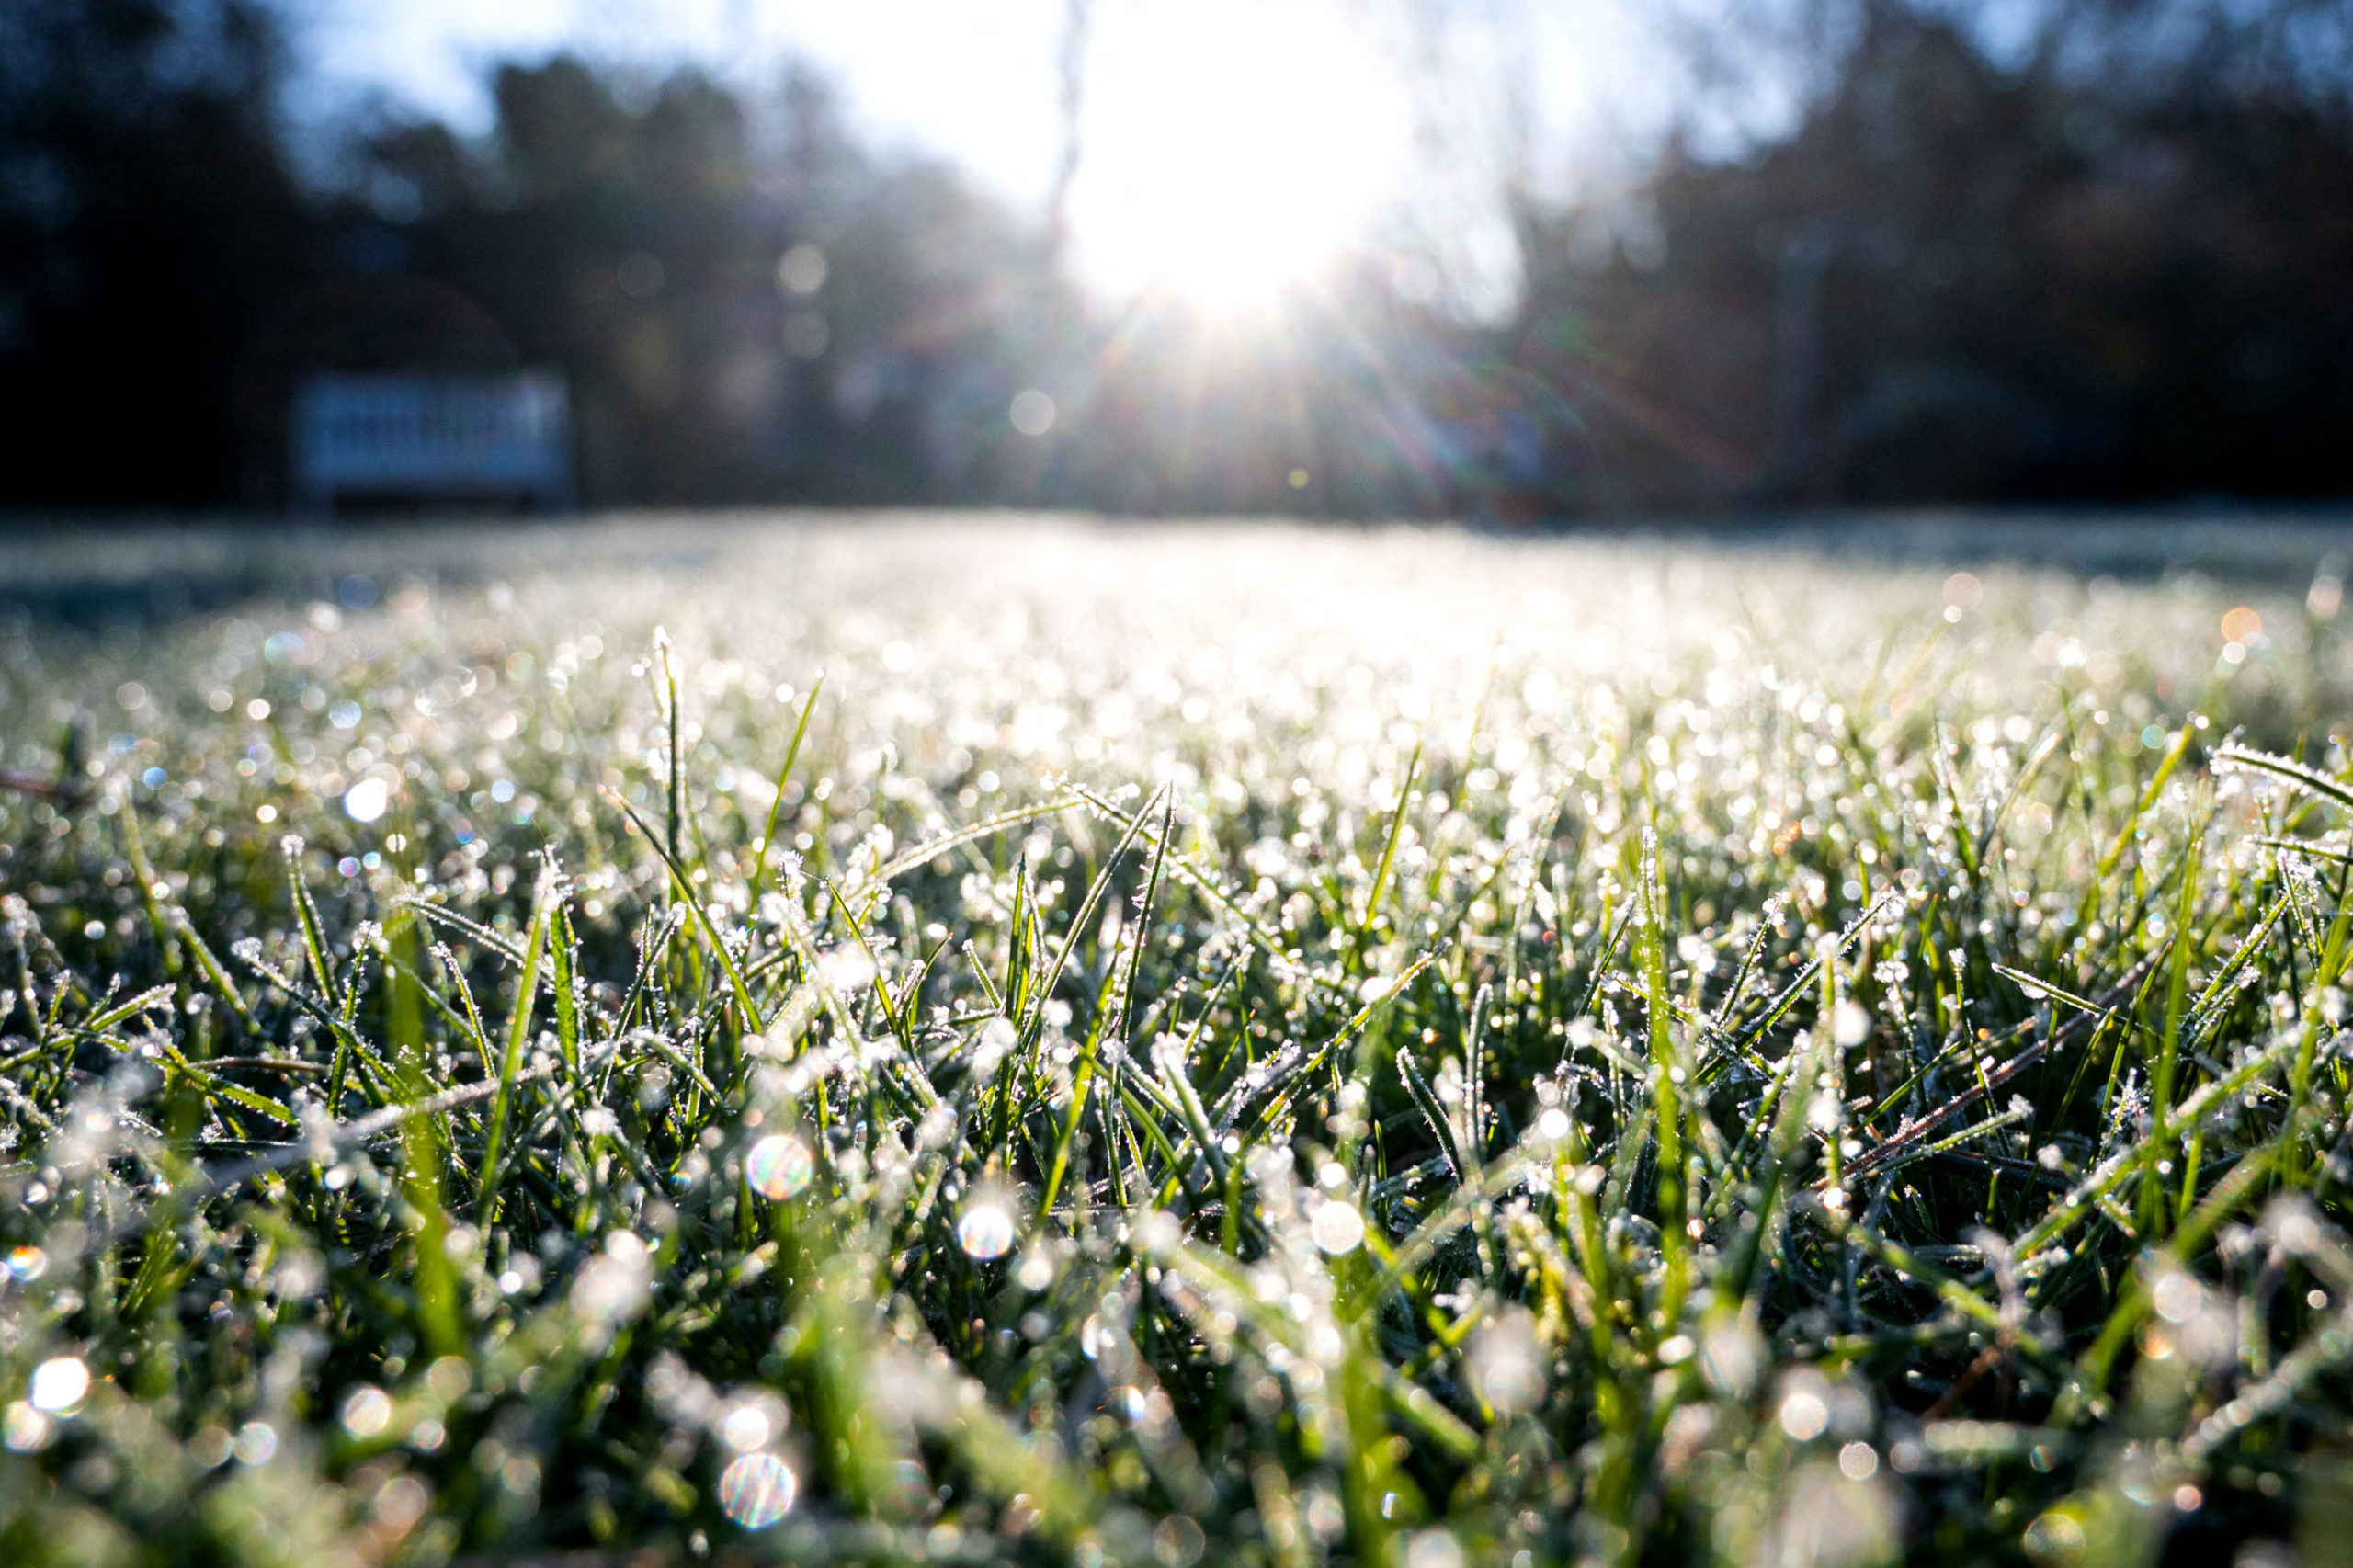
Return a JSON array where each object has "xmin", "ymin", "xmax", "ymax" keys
[{"xmin": 5, "ymin": 521, "xmax": 2351, "ymax": 1563}]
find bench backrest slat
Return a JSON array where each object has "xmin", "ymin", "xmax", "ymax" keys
[{"xmin": 291, "ymin": 372, "xmax": 571, "ymax": 506}]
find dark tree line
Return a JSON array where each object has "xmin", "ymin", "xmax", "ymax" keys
[
  {"xmin": 0, "ymin": 0, "xmax": 319, "ymax": 506},
  {"xmin": 342, "ymin": 60, "xmax": 1072, "ymax": 506},
  {"xmin": 1501, "ymin": 0, "xmax": 2353, "ymax": 510},
  {"xmin": 3, "ymin": 0, "xmax": 2351, "ymax": 516}
]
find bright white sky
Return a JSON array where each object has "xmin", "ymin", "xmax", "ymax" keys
[{"xmin": 290, "ymin": 0, "xmax": 1679, "ymax": 311}]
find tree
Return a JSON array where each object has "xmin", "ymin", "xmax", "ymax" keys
[
  {"xmin": 1503, "ymin": 0, "xmax": 2353, "ymax": 509},
  {"xmin": 0, "ymin": 0, "xmax": 321, "ymax": 506}
]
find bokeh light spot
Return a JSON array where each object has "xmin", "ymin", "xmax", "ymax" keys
[
  {"xmin": 344, "ymin": 777, "xmax": 390, "ymax": 823},
  {"xmin": 745, "ymin": 1134, "xmax": 813, "ymax": 1200},
  {"xmin": 718, "ymin": 1451, "xmax": 797, "ymax": 1528},
  {"xmin": 1009, "ymin": 390, "xmax": 1056, "ymax": 437},
  {"xmin": 28, "ymin": 1358, "xmax": 87, "ymax": 1415},
  {"xmin": 958, "ymin": 1202, "xmax": 1017, "ymax": 1260},
  {"xmin": 1311, "ymin": 1201, "xmax": 1365, "ymax": 1255}
]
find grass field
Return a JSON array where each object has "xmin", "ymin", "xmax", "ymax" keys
[{"xmin": 8, "ymin": 514, "xmax": 2353, "ymax": 1567}]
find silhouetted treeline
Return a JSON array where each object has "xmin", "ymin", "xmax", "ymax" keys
[
  {"xmin": 4, "ymin": 0, "xmax": 2352, "ymax": 516},
  {"xmin": 0, "ymin": 0, "xmax": 320, "ymax": 506},
  {"xmin": 341, "ymin": 59, "xmax": 1079, "ymax": 506},
  {"xmin": 1503, "ymin": 1, "xmax": 2353, "ymax": 510}
]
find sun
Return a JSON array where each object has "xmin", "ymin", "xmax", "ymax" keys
[{"xmin": 1067, "ymin": 1, "xmax": 1411, "ymax": 311}]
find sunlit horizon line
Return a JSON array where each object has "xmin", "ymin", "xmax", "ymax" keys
[{"xmin": 1039, "ymin": 251, "xmax": 1476, "ymax": 513}]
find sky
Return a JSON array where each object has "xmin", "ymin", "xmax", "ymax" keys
[
  {"xmin": 287, "ymin": 0, "xmax": 1686, "ymax": 312},
  {"xmin": 295, "ymin": 1, "xmax": 1071, "ymax": 210}
]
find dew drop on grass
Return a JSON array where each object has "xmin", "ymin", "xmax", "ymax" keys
[
  {"xmin": 745, "ymin": 1134, "xmax": 813, "ymax": 1199},
  {"xmin": 717, "ymin": 1450, "xmax": 796, "ymax": 1528},
  {"xmin": 958, "ymin": 1203, "xmax": 1016, "ymax": 1260}
]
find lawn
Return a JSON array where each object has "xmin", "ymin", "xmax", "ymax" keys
[{"xmin": 6, "ymin": 513, "xmax": 2353, "ymax": 1567}]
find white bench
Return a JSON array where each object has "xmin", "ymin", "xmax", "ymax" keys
[{"xmin": 290, "ymin": 372, "xmax": 572, "ymax": 512}]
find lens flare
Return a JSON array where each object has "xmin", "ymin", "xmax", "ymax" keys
[{"xmin": 1071, "ymin": 0, "xmax": 1409, "ymax": 308}]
